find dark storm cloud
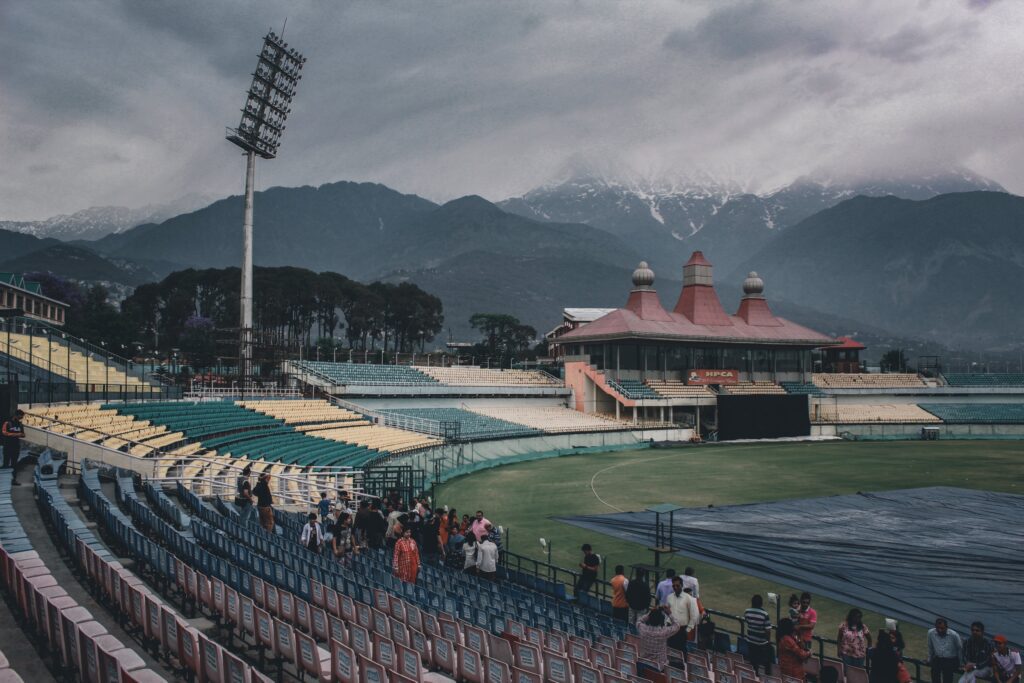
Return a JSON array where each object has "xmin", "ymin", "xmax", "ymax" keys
[
  {"xmin": 663, "ymin": 3, "xmax": 839, "ymax": 61},
  {"xmin": 0, "ymin": 0, "xmax": 1022, "ymax": 219}
]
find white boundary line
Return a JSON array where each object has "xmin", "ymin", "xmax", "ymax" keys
[{"xmin": 588, "ymin": 451, "xmax": 685, "ymax": 512}]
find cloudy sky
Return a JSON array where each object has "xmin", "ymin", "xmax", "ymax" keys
[{"xmin": 1, "ymin": 0, "xmax": 1022, "ymax": 219}]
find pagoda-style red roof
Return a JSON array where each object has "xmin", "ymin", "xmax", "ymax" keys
[
  {"xmin": 832, "ymin": 336, "xmax": 866, "ymax": 350},
  {"xmin": 558, "ymin": 252, "xmax": 838, "ymax": 347}
]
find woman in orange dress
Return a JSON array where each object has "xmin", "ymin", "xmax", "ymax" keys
[
  {"xmin": 778, "ymin": 618, "xmax": 811, "ymax": 681},
  {"xmin": 393, "ymin": 528, "xmax": 420, "ymax": 584}
]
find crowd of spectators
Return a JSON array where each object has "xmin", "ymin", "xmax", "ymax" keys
[{"xmin": 230, "ymin": 476, "xmax": 1020, "ymax": 683}]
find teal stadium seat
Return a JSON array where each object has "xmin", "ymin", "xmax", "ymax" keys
[
  {"xmin": 295, "ymin": 361, "xmax": 438, "ymax": 385},
  {"xmin": 918, "ymin": 403, "xmax": 1024, "ymax": 424},
  {"xmin": 606, "ymin": 379, "xmax": 660, "ymax": 400},
  {"xmin": 107, "ymin": 400, "xmax": 380, "ymax": 467},
  {"xmin": 781, "ymin": 381, "xmax": 827, "ymax": 396},
  {"xmin": 379, "ymin": 407, "xmax": 539, "ymax": 440},
  {"xmin": 942, "ymin": 373, "xmax": 1024, "ymax": 387}
]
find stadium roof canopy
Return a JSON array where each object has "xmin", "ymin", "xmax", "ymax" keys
[
  {"xmin": 555, "ymin": 252, "xmax": 837, "ymax": 348},
  {"xmin": 559, "ymin": 487, "xmax": 1024, "ymax": 647}
]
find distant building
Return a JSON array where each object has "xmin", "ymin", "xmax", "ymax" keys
[
  {"xmin": 545, "ymin": 308, "xmax": 616, "ymax": 359},
  {"xmin": 822, "ymin": 336, "xmax": 865, "ymax": 373},
  {"xmin": 550, "ymin": 252, "xmax": 841, "ymax": 421},
  {"xmin": 0, "ymin": 273, "xmax": 68, "ymax": 325},
  {"xmin": 552, "ymin": 253, "xmax": 837, "ymax": 379}
]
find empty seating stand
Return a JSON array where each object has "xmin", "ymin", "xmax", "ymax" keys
[
  {"xmin": 379, "ymin": 408, "xmax": 540, "ymax": 440},
  {"xmin": 812, "ymin": 373, "xmax": 926, "ymax": 389},
  {"xmin": 644, "ymin": 380, "xmax": 716, "ymax": 399},
  {"xmin": 0, "ymin": 465, "xmax": 167, "ymax": 682},
  {"xmin": 416, "ymin": 366, "xmax": 561, "ymax": 387},
  {"xmin": 721, "ymin": 381, "xmax": 787, "ymax": 395},
  {"xmin": 607, "ymin": 379, "xmax": 660, "ymax": 400},
  {"xmin": 918, "ymin": 403, "xmax": 1024, "ymax": 424},
  {"xmin": 108, "ymin": 400, "xmax": 382, "ymax": 467},
  {"xmin": 296, "ymin": 361, "xmax": 439, "ymax": 386},
  {"xmin": 467, "ymin": 406, "xmax": 628, "ymax": 434},
  {"xmin": 941, "ymin": 373, "xmax": 1024, "ymax": 387},
  {"xmin": 781, "ymin": 382, "xmax": 826, "ymax": 396},
  {"xmin": 812, "ymin": 404, "xmax": 942, "ymax": 424}
]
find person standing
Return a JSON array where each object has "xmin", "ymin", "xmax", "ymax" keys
[
  {"xmin": 655, "ymin": 569, "xmax": 677, "ymax": 606},
  {"xmin": 626, "ymin": 568, "xmax": 653, "ymax": 625},
  {"xmin": 463, "ymin": 536, "xmax": 478, "ymax": 575},
  {"xmin": 610, "ymin": 565, "xmax": 630, "ymax": 622},
  {"xmin": 470, "ymin": 510, "xmax": 491, "ymax": 542},
  {"xmin": 928, "ymin": 618, "xmax": 963, "ymax": 683},
  {"xmin": 317, "ymin": 492, "xmax": 332, "ymax": 521},
  {"xmin": 252, "ymin": 472, "xmax": 275, "ymax": 533},
  {"xmin": 837, "ymin": 609, "xmax": 873, "ymax": 667},
  {"xmin": 637, "ymin": 608, "xmax": 682, "ymax": 674},
  {"xmin": 300, "ymin": 513, "xmax": 323, "ymax": 553},
  {"xmin": 682, "ymin": 567, "xmax": 700, "ymax": 598},
  {"xmin": 332, "ymin": 512, "xmax": 355, "ymax": 561},
  {"xmin": 665, "ymin": 576, "xmax": 700, "ymax": 653},
  {"xmin": 778, "ymin": 618, "xmax": 811, "ymax": 681},
  {"xmin": 796, "ymin": 592, "xmax": 817, "ymax": 651},
  {"xmin": 476, "ymin": 534, "xmax": 499, "ymax": 581},
  {"xmin": 234, "ymin": 464, "xmax": 255, "ymax": 526},
  {"xmin": 744, "ymin": 594, "xmax": 773, "ymax": 675},
  {"xmin": 961, "ymin": 622, "xmax": 993, "ymax": 683},
  {"xmin": 574, "ymin": 544, "xmax": 600, "ymax": 597},
  {"xmin": 367, "ymin": 500, "xmax": 387, "ymax": 549},
  {"xmin": 421, "ymin": 513, "xmax": 443, "ymax": 564},
  {"xmin": 991, "ymin": 635, "xmax": 1021, "ymax": 683},
  {"xmin": 869, "ymin": 632, "xmax": 901, "ymax": 683},
  {"xmin": 393, "ymin": 528, "xmax": 420, "ymax": 584},
  {"xmin": 1, "ymin": 409, "xmax": 26, "ymax": 486}
]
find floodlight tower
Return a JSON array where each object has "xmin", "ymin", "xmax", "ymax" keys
[{"xmin": 226, "ymin": 30, "xmax": 306, "ymax": 383}]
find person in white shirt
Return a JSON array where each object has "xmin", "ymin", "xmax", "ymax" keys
[
  {"xmin": 665, "ymin": 576, "xmax": 700, "ymax": 653},
  {"xmin": 463, "ymin": 536, "xmax": 478, "ymax": 575},
  {"xmin": 682, "ymin": 567, "xmax": 700, "ymax": 599},
  {"xmin": 476, "ymin": 537, "xmax": 499, "ymax": 581},
  {"xmin": 655, "ymin": 568, "xmax": 677, "ymax": 605},
  {"xmin": 300, "ymin": 513, "xmax": 324, "ymax": 553}
]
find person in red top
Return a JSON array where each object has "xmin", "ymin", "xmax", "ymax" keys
[
  {"xmin": 393, "ymin": 528, "xmax": 420, "ymax": 584},
  {"xmin": 796, "ymin": 592, "xmax": 818, "ymax": 650},
  {"xmin": 778, "ymin": 618, "xmax": 811, "ymax": 680},
  {"xmin": 610, "ymin": 565, "xmax": 629, "ymax": 622}
]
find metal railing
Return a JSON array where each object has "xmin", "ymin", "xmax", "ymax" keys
[
  {"xmin": 0, "ymin": 316, "xmax": 136, "ymax": 375},
  {"xmin": 149, "ymin": 454, "xmax": 364, "ymax": 508},
  {"xmin": 18, "ymin": 382, "xmax": 180, "ymax": 405},
  {"xmin": 328, "ymin": 395, "xmax": 448, "ymax": 438},
  {"xmin": 1, "ymin": 341, "xmax": 78, "ymax": 381},
  {"xmin": 186, "ymin": 381, "xmax": 302, "ymax": 400}
]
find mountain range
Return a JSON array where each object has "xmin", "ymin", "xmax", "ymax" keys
[
  {"xmin": 0, "ymin": 193, "xmax": 215, "ymax": 242},
  {"xmin": 0, "ymin": 171, "xmax": 1019, "ymax": 350},
  {"xmin": 499, "ymin": 168, "xmax": 1004, "ymax": 275}
]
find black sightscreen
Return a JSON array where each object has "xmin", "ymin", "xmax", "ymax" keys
[{"xmin": 717, "ymin": 394, "xmax": 809, "ymax": 440}]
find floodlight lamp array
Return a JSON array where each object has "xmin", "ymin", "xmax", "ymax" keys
[{"xmin": 226, "ymin": 30, "xmax": 305, "ymax": 159}]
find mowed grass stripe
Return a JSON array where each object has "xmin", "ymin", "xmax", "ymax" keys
[{"xmin": 437, "ymin": 440, "xmax": 1024, "ymax": 661}]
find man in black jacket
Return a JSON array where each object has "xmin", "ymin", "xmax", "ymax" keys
[{"xmin": 252, "ymin": 472, "xmax": 274, "ymax": 532}]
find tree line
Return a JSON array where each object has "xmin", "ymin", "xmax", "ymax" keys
[{"xmin": 30, "ymin": 267, "xmax": 445, "ymax": 361}]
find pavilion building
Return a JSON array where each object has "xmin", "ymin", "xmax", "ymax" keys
[{"xmin": 551, "ymin": 252, "xmax": 839, "ymax": 425}]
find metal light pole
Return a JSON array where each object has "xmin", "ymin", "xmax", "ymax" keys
[{"xmin": 226, "ymin": 30, "xmax": 306, "ymax": 386}]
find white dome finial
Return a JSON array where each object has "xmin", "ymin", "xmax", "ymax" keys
[{"xmin": 632, "ymin": 261, "xmax": 655, "ymax": 288}]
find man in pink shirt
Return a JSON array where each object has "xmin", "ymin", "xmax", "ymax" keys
[
  {"xmin": 796, "ymin": 592, "xmax": 817, "ymax": 650},
  {"xmin": 470, "ymin": 510, "xmax": 491, "ymax": 542}
]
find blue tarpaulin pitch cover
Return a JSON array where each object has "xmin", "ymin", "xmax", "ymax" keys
[{"xmin": 558, "ymin": 487, "xmax": 1023, "ymax": 646}]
